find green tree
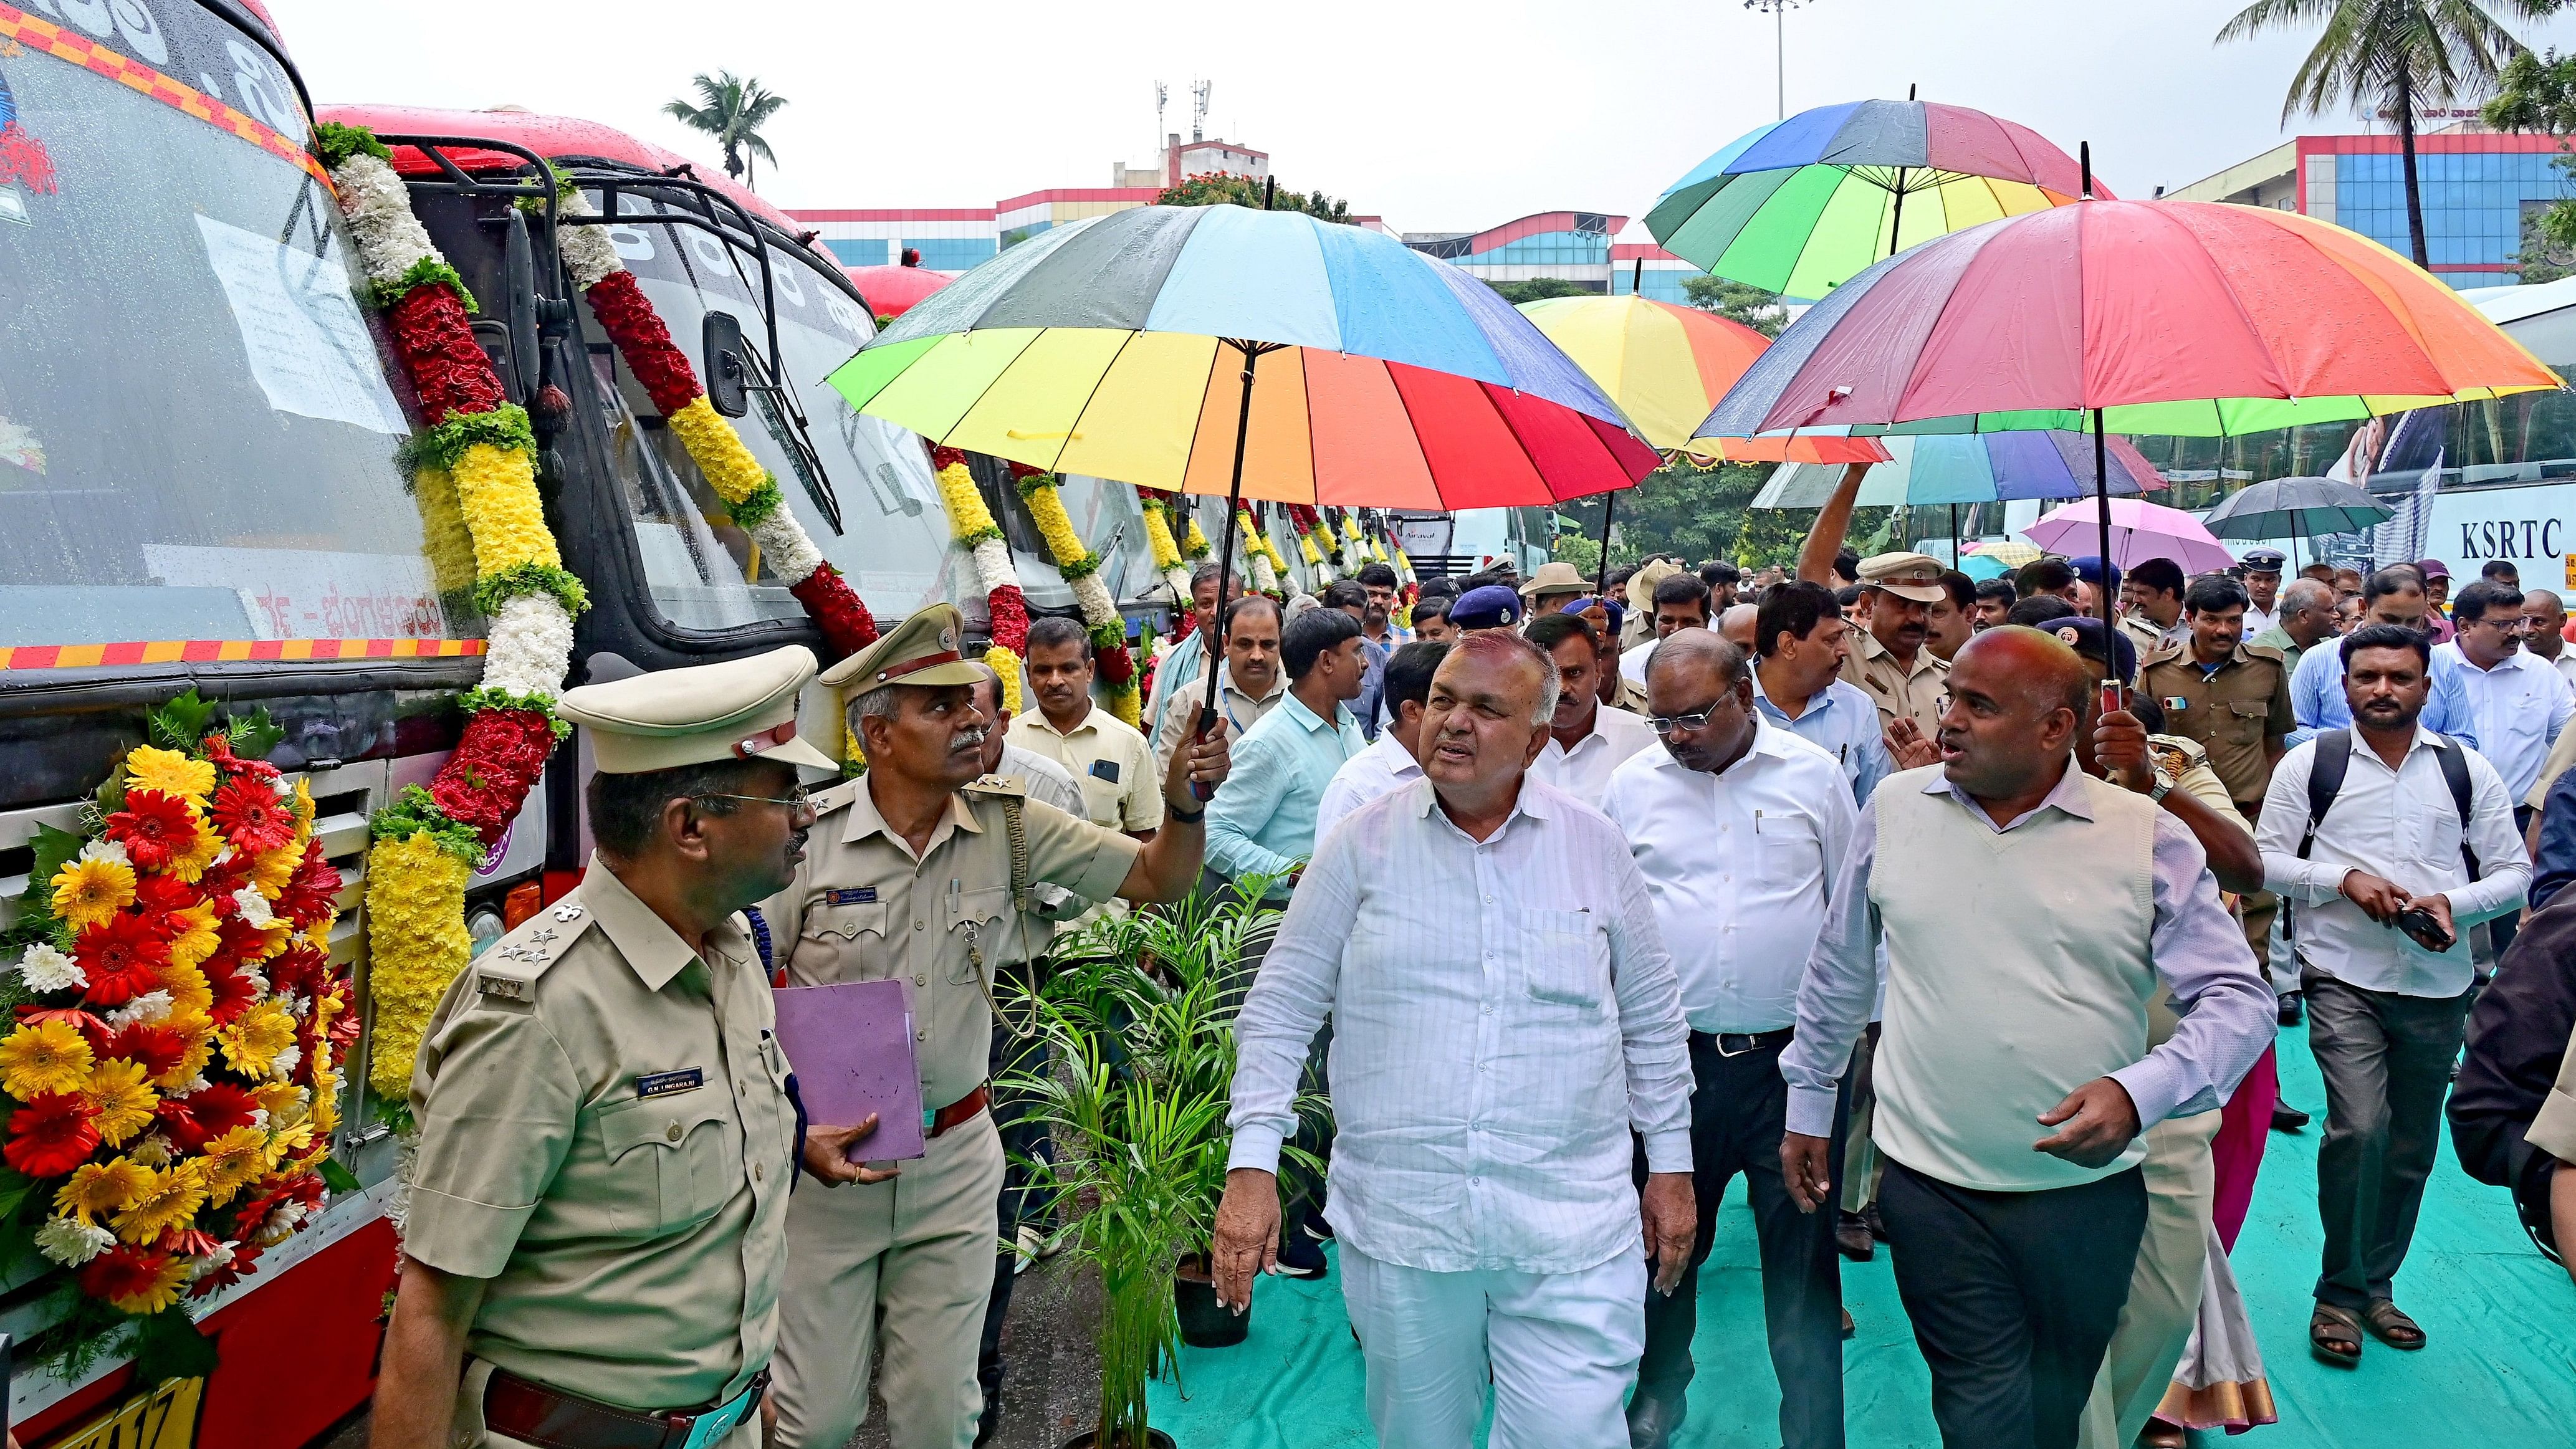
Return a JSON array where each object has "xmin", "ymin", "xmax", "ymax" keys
[
  {"xmin": 1156, "ymin": 171, "xmax": 1352, "ymax": 222},
  {"xmin": 2219, "ymin": 1, "xmax": 2557, "ymax": 271},
  {"xmin": 1558, "ymin": 462, "xmax": 1893, "ymax": 572},
  {"xmin": 1680, "ymin": 274, "xmax": 1788, "ymax": 337},
  {"xmin": 2484, "ymin": 48, "xmax": 2576, "ymax": 264},
  {"xmin": 663, "ymin": 71, "xmax": 787, "ymax": 189},
  {"xmin": 1487, "ymin": 277, "xmax": 1597, "ymax": 304}
]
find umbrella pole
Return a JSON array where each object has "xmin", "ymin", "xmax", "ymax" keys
[
  {"xmin": 1948, "ymin": 502, "xmax": 1959, "ymax": 568},
  {"xmin": 2093, "ymin": 406, "xmax": 2116, "ymax": 635},
  {"xmin": 1197, "ymin": 339, "xmax": 1276, "ymax": 792},
  {"xmin": 1594, "ymin": 489, "xmax": 1619, "ymax": 600}
]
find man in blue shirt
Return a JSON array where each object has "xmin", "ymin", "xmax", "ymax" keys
[
  {"xmin": 1748, "ymin": 581, "xmax": 1904, "ymax": 808},
  {"xmin": 2289, "ymin": 567, "xmax": 2480, "ymax": 751},
  {"xmin": 1208, "ymin": 606, "xmax": 1371, "ymax": 901}
]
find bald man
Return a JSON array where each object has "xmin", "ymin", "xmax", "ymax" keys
[
  {"xmin": 1718, "ymin": 603, "xmax": 1760, "ymax": 652},
  {"xmin": 1779, "ymin": 629, "xmax": 2274, "ymax": 1449}
]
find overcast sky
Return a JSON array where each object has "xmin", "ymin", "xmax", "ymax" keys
[{"xmin": 267, "ymin": 0, "xmax": 2576, "ymax": 239}]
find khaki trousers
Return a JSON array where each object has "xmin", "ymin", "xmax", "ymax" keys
[
  {"xmin": 2074, "ymin": 1110, "xmax": 2219, "ymax": 1449},
  {"xmin": 773, "ymin": 1109, "xmax": 1006, "ymax": 1449},
  {"xmin": 453, "ymin": 1360, "xmax": 762, "ymax": 1449}
]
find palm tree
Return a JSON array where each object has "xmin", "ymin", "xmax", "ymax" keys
[
  {"xmin": 2217, "ymin": 1, "xmax": 2560, "ymax": 271},
  {"xmin": 662, "ymin": 71, "xmax": 787, "ymax": 189}
]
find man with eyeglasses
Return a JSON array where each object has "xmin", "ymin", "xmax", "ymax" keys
[
  {"xmin": 382, "ymin": 647, "xmax": 864, "ymax": 1449},
  {"xmin": 764, "ymin": 605, "xmax": 1232, "ymax": 1449},
  {"xmin": 2435, "ymin": 578, "xmax": 2570, "ymax": 958},
  {"xmin": 1603, "ymin": 629, "xmax": 1858, "ymax": 1449}
]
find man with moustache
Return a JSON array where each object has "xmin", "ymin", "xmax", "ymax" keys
[{"xmin": 1152, "ymin": 594, "xmax": 1289, "ymax": 777}]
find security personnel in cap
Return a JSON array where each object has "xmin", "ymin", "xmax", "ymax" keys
[
  {"xmin": 766, "ymin": 604, "xmax": 1231, "ymax": 1449},
  {"xmin": 2239, "ymin": 547, "xmax": 2287, "ymax": 635},
  {"xmin": 1841, "ymin": 551, "xmax": 1951, "ymax": 737},
  {"xmin": 381, "ymin": 645, "xmax": 876, "ymax": 1449}
]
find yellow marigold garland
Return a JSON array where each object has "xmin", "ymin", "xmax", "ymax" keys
[
  {"xmin": 448, "ymin": 441, "xmax": 560, "ymax": 575},
  {"xmin": 360, "ymin": 833, "xmax": 473, "ymax": 1102},
  {"xmin": 667, "ymin": 395, "xmax": 772, "ymax": 505},
  {"xmin": 411, "ymin": 463, "xmax": 480, "ymax": 606}
]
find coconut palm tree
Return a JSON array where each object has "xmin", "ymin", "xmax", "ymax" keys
[
  {"xmin": 662, "ymin": 71, "xmax": 787, "ymax": 189},
  {"xmin": 2218, "ymin": 1, "xmax": 2562, "ymax": 271}
]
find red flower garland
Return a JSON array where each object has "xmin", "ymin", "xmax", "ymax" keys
[
  {"xmin": 987, "ymin": 584, "xmax": 1030, "ymax": 654},
  {"xmin": 428, "ymin": 707, "xmax": 559, "ymax": 845},
  {"xmin": 0, "ymin": 122, "xmax": 55, "ymax": 195},
  {"xmin": 788, "ymin": 562, "xmax": 880, "ymax": 657},
  {"xmin": 1096, "ymin": 641, "xmax": 1136, "ymax": 687},
  {"xmin": 585, "ymin": 269, "xmax": 703, "ymax": 418},
  {"xmin": 386, "ymin": 282, "xmax": 506, "ymax": 424}
]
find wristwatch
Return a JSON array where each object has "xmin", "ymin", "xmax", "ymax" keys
[
  {"xmin": 2147, "ymin": 768, "xmax": 2176, "ymax": 803},
  {"xmin": 1167, "ymin": 799, "xmax": 1207, "ymax": 825}
]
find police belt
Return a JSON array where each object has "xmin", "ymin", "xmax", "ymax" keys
[
  {"xmin": 484, "ymin": 1365, "xmax": 766, "ymax": 1449},
  {"xmin": 927, "ymin": 1081, "xmax": 990, "ymax": 1138}
]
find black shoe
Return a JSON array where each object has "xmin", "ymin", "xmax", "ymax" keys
[
  {"xmin": 1305, "ymin": 1203, "xmax": 1336, "ymax": 1241},
  {"xmin": 1864, "ymin": 1203, "xmax": 1889, "ymax": 1242},
  {"xmin": 1626, "ymin": 1393, "xmax": 1687, "ymax": 1449},
  {"xmin": 973, "ymin": 1397, "xmax": 1001, "ymax": 1447},
  {"xmin": 1835, "ymin": 1211, "xmax": 1875, "ymax": 1262},
  {"xmin": 1842, "ymin": 1306, "xmax": 1856, "ymax": 1341},
  {"xmin": 1274, "ymin": 1223, "xmax": 1328, "ymax": 1279},
  {"xmin": 2272, "ymin": 1101, "xmax": 2312, "ymax": 1132},
  {"xmin": 2278, "ymin": 992, "xmax": 2305, "ymax": 1027}
]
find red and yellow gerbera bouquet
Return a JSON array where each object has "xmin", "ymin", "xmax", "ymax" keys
[{"xmin": 1, "ymin": 692, "xmax": 349, "ymax": 1339}]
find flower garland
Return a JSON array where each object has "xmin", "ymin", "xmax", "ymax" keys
[
  {"xmin": 931, "ymin": 446, "xmax": 1027, "ymax": 716},
  {"xmin": 1, "ymin": 692, "xmax": 347, "ymax": 1346},
  {"xmin": 552, "ymin": 188, "xmax": 878, "ymax": 659},
  {"xmin": 1285, "ymin": 504, "xmax": 1333, "ymax": 583},
  {"xmin": 1236, "ymin": 507, "xmax": 1283, "ymax": 596},
  {"xmin": 316, "ymin": 123, "xmax": 578, "ymax": 1110},
  {"xmin": 1008, "ymin": 464, "xmax": 1141, "ymax": 727},
  {"xmin": 1134, "ymin": 487, "xmax": 1194, "ymax": 606}
]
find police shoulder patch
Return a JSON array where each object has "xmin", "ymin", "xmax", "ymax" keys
[{"xmin": 473, "ymin": 896, "xmax": 600, "ymax": 1003}]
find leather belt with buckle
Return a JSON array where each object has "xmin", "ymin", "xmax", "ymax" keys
[
  {"xmin": 924, "ymin": 1082, "xmax": 990, "ymax": 1139},
  {"xmin": 483, "ymin": 1365, "xmax": 767, "ymax": 1449},
  {"xmin": 1693, "ymin": 1026, "xmax": 1794, "ymax": 1058}
]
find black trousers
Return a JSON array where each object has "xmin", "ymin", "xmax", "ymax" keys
[
  {"xmin": 1629, "ymin": 1031, "xmax": 1850, "ymax": 1449},
  {"xmin": 979, "ymin": 1013, "xmax": 1052, "ymax": 1401},
  {"xmin": 1879, "ymin": 1159, "xmax": 2148, "ymax": 1449},
  {"xmin": 2305, "ymin": 972, "xmax": 2473, "ymax": 1309}
]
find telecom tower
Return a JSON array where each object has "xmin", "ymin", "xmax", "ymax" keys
[{"xmin": 1191, "ymin": 79, "xmax": 1211, "ymax": 142}]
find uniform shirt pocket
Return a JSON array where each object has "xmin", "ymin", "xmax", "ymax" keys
[
  {"xmin": 1515, "ymin": 906, "xmax": 1610, "ymax": 1010},
  {"xmin": 2224, "ymin": 699, "xmax": 2267, "ymax": 745},
  {"xmin": 949, "ymin": 886, "xmax": 1014, "ymax": 981},
  {"xmin": 789, "ymin": 902, "xmax": 889, "ymax": 979},
  {"xmin": 594, "ymin": 1092, "xmax": 746, "ymax": 1236}
]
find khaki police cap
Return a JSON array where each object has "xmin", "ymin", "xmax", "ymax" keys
[
  {"xmin": 818, "ymin": 603, "xmax": 989, "ymax": 692},
  {"xmin": 557, "ymin": 644, "xmax": 840, "ymax": 775},
  {"xmin": 1518, "ymin": 560, "xmax": 1589, "ymax": 600},
  {"xmin": 1859, "ymin": 551, "xmax": 1947, "ymax": 603}
]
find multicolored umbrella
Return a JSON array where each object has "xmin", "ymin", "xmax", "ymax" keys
[
  {"xmin": 1696, "ymin": 199, "xmax": 2562, "ymax": 444},
  {"xmin": 2023, "ymin": 496, "xmax": 2236, "ymax": 573},
  {"xmin": 1753, "ymin": 431, "xmax": 2166, "ymax": 507},
  {"xmin": 827, "ymin": 204, "xmax": 1662, "ymax": 509},
  {"xmin": 1646, "ymin": 97, "xmax": 2099, "ymax": 301},
  {"xmin": 1968, "ymin": 539, "xmax": 2041, "ymax": 567},
  {"xmin": 1513, "ymin": 294, "xmax": 1770, "ymax": 453}
]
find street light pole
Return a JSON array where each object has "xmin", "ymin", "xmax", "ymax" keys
[{"xmin": 1744, "ymin": 0, "xmax": 1804, "ymax": 120}]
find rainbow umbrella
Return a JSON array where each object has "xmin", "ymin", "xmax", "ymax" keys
[
  {"xmin": 1513, "ymin": 294, "xmax": 1771, "ymax": 453},
  {"xmin": 1968, "ymin": 539, "xmax": 2042, "ymax": 567},
  {"xmin": 1647, "ymin": 95, "xmax": 2099, "ymax": 302},
  {"xmin": 1754, "ymin": 431, "xmax": 2166, "ymax": 506}
]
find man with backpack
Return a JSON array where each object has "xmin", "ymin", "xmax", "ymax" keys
[{"xmin": 2254, "ymin": 624, "xmax": 2530, "ymax": 1367}]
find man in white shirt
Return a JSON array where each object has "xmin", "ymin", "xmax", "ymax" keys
[
  {"xmin": 1151, "ymin": 594, "xmax": 1287, "ymax": 777},
  {"xmin": 2523, "ymin": 588, "xmax": 2576, "ymax": 692},
  {"xmin": 1214, "ymin": 630, "xmax": 1696, "ymax": 1449},
  {"xmin": 1620, "ymin": 572, "xmax": 1714, "ymax": 686},
  {"xmin": 1317, "ymin": 639, "xmax": 1448, "ymax": 839},
  {"xmin": 2435, "ymin": 579, "xmax": 2569, "ymax": 958},
  {"xmin": 1601, "ymin": 630, "xmax": 1856, "ymax": 1449},
  {"xmin": 1009, "ymin": 617, "xmax": 1162, "ymax": 837},
  {"xmin": 2238, "ymin": 548, "xmax": 2286, "ymax": 638},
  {"xmin": 2256, "ymin": 624, "xmax": 2530, "ymax": 1365},
  {"xmin": 1526, "ymin": 613, "xmax": 1658, "ymax": 811}
]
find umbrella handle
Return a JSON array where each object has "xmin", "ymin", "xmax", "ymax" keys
[{"xmin": 1195, "ymin": 341, "xmax": 1270, "ymax": 800}]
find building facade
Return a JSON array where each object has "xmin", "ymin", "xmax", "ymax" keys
[{"xmin": 2169, "ymin": 127, "xmax": 2576, "ymax": 289}]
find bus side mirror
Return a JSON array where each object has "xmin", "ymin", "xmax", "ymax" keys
[{"xmin": 703, "ymin": 310, "xmax": 750, "ymax": 418}]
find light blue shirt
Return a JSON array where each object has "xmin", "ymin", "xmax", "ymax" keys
[
  {"xmin": 1206, "ymin": 691, "xmax": 1366, "ymax": 892},
  {"xmin": 2287, "ymin": 636, "xmax": 2480, "ymax": 752},
  {"xmin": 1146, "ymin": 629, "xmax": 1209, "ymax": 740},
  {"xmin": 1750, "ymin": 659, "xmax": 1894, "ymax": 808}
]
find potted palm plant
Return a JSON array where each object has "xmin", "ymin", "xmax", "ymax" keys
[{"xmin": 1002, "ymin": 876, "xmax": 1320, "ymax": 1449}]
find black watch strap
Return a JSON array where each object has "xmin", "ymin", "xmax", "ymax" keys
[{"xmin": 1167, "ymin": 799, "xmax": 1207, "ymax": 825}]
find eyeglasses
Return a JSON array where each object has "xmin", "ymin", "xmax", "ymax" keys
[
  {"xmin": 694, "ymin": 787, "xmax": 816, "ymax": 813},
  {"xmin": 1648, "ymin": 710, "xmax": 1717, "ymax": 735}
]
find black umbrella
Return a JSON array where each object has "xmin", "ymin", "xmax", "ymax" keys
[{"xmin": 2200, "ymin": 476, "xmax": 2393, "ymax": 570}]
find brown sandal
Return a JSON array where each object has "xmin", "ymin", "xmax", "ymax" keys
[
  {"xmin": 2310, "ymin": 1303, "xmax": 2362, "ymax": 1366},
  {"xmin": 2362, "ymin": 1298, "xmax": 2425, "ymax": 1351}
]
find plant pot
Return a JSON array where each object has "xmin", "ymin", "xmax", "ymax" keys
[
  {"xmin": 1059, "ymin": 1432, "xmax": 1177, "ymax": 1449},
  {"xmin": 1173, "ymin": 1255, "xmax": 1248, "ymax": 1349}
]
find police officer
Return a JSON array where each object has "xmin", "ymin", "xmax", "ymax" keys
[
  {"xmin": 767, "ymin": 605, "xmax": 1231, "ymax": 1449},
  {"xmin": 1841, "ymin": 552, "xmax": 1952, "ymax": 738},
  {"xmin": 2239, "ymin": 547, "xmax": 2287, "ymax": 636},
  {"xmin": 380, "ymin": 645, "xmax": 870, "ymax": 1449}
]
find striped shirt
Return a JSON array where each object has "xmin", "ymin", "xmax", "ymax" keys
[{"xmin": 1227, "ymin": 775, "xmax": 1693, "ymax": 1274}]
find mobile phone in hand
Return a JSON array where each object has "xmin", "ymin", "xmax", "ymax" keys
[
  {"xmin": 2099, "ymin": 679, "xmax": 2124, "ymax": 717},
  {"xmin": 2395, "ymin": 906, "xmax": 2456, "ymax": 953}
]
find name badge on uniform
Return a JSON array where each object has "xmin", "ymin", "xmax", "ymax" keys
[
  {"xmin": 2164, "ymin": 697, "xmax": 2189, "ymax": 713},
  {"xmin": 826, "ymin": 887, "xmax": 878, "ymax": 906},
  {"xmin": 1089, "ymin": 760, "xmax": 1121, "ymax": 783},
  {"xmin": 635, "ymin": 1068, "xmax": 704, "ymax": 1099}
]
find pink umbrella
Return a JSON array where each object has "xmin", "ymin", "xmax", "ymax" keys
[{"xmin": 2023, "ymin": 497, "xmax": 2236, "ymax": 573}]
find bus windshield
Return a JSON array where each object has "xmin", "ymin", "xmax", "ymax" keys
[{"xmin": 0, "ymin": 22, "xmax": 461, "ymax": 649}]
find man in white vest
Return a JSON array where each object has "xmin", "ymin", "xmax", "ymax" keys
[{"xmin": 1778, "ymin": 626, "xmax": 2275, "ymax": 1449}]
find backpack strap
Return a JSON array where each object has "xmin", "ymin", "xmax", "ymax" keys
[
  {"xmin": 2431, "ymin": 734, "xmax": 2481, "ymax": 877},
  {"xmin": 2299, "ymin": 729, "xmax": 2352, "ymax": 861}
]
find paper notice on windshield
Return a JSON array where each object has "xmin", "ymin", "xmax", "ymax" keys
[{"xmin": 194, "ymin": 214, "xmax": 407, "ymax": 435}]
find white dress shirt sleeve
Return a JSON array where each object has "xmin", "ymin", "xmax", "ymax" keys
[
  {"xmin": 2448, "ymin": 748, "xmax": 2534, "ymax": 927},
  {"xmin": 1606, "ymin": 849, "xmax": 1694, "ymax": 1174},
  {"xmin": 2256, "ymin": 742, "xmax": 2329, "ymax": 901},
  {"xmin": 2103, "ymin": 815, "xmax": 2278, "ymax": 1124},
  {"xmin": 1780, "ymin": 798, "xmax": 1882, "ymax": 1138},
  {"xmin": 1224, "ymin": 818, "xmax": 1360, "ymax": 1174}
]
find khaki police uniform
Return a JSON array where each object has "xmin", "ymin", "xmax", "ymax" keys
[
  {"xmin": 406, "ymin": 645, "xmax": 839, "ymax": 1449},
  {"xmin": 1842, "ymin": 552, "xmax": 1952, "ymax": 735},
  {"xmin": 2117, "ymin": 611, "xmax": 2171, "ymax": 671},
  {"xmin": 767, "ymin": 608, "xmax": 1154, "ymax": 1449},
  {"xmin": 2140, "ymin": 638, "xmax": 2292, "ymax": 972},
  {"xmin": 1009, "ymin": 703, "xmax": 1160, "ymax": 832}
]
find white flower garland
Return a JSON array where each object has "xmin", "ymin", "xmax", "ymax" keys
[
  {"xmin": 478, "ymin": 592, "xmax": 577, "ymax": 699},
  {"xmin": 972, "ymin": 535, "xmax": 1021, "ymax": 598},
  {"xmin": 336, "ymin": 151, "xmax": 439, "ymax": 287}
]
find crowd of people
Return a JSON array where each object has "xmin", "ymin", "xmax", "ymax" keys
[{"xmin": 366, "ymin": 531, "xmax": 2576, "ymax": 1449}]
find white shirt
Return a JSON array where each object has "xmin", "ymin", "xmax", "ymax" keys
[
  {"xmin": 1601, "ymin": 719, "xmax": 1855, "ymax": 1034},
  {"xmin": 2550, "ymin": 649, "xmax": 2576, "ymax": 693},
  {"xmin": 1528, "ymin": 704, "xmax": 1659, "ymax": 810},
  {"xmin": 2242, "ymin": 603, "xmax": 2277, "ymax": 638},
  {"xmin": 1621, "ymin": 635, "xmax": 1658, "ymax": 684},
  {"xmin": 2436, "ymin": 641, "xmax": 2574, "ymax": 801},
  {"xmin": 1226, "ymin": 776, "xmax": 1693, "ymax": 1274},
  {"xmin": 2257, "ymin": 728, "xmax": 2531, "ymax": 998},
  {"xmin": 1316, "ymin": 730, "xmax": 1424, "ymax": 841}
]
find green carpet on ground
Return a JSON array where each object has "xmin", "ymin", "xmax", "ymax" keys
[{"xmin": 1146, "ymin": 1024, "xmax": 2576, "ymax": 1447}]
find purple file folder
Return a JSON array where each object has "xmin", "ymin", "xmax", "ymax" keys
[{"xmin": 773, "ymin": 980, "xmax": 927, "ymax": 1161}]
